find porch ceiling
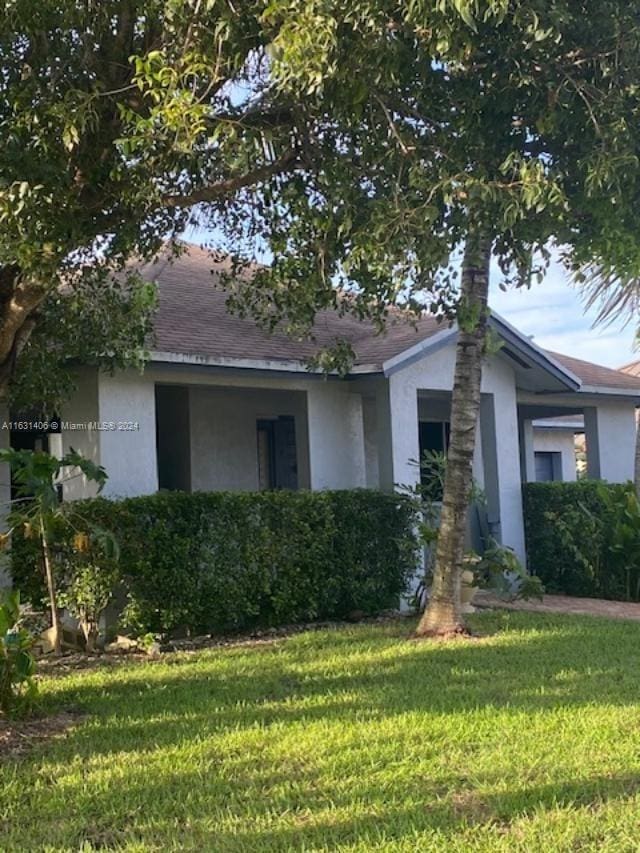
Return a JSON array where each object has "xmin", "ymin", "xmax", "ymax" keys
[{"xmin": 519, "ymin": 403, "xmax": 584, "ymax": 420}]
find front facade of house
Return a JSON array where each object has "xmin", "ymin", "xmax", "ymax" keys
[{"xmin": 38, "ymin": 246, "xmax": 640, "ymax": 566}]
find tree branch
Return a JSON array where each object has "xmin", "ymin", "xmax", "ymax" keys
[{"xmin": 162, "ymin": 148, "xmax": 300, "ymax": 208}]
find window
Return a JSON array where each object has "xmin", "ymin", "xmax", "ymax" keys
[
  {"xmin": 534, "ymin": 451, "xmax": 562, "ymax": 482},
  {"xmin": 419, "ymin": 421, "xmax": 450, "ymax": 457},
  {"xmin": 256, "ymin": 416, "xmax": 298, "ymax": 490},
  {"xmin": 418, "ymin": 421, "xmax": 450, "ymax": 500}
]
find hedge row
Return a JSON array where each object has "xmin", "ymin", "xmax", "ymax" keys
[
  {"xmin": 523, "ymin": 480, "xmax": 638, "ymax": 599},
  {"xmin": 13, "ymin": 489, "xmax": 418, "ymax": 636}
]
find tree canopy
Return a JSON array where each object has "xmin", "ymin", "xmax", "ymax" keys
[
  {"xmin": 5, "ymin": 1, "xmax": 640, "ymax": 410},
  {"xmin": 0, "ymin": 1, "xmax": 303, "ymax": 410},
  {"xmin": 220, "ymin": 0, "xmax": 640, "ymax": 322}
]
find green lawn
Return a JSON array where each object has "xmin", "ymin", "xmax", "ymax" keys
[{"xmin": 3, "ymin": 611, "xmax": 640, "ymax": 852}]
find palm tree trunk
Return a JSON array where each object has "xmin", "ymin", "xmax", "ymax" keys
[{"xmin": 416, "ymin": 230, "xmax": 492, "ymax": 637}]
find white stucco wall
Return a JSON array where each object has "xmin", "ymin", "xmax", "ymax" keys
[
  {"xmin": 480, "ymin": 358, "xmax": 527, "ymax": 561},
  {"xmin": 59, "ymin": 369, "xmax": 102, "ymax": 500},
  {"xmin": 189, "ymin": 385, "xmax": 310, "ymax": 491},
  {"xmin": 532, "ymin": 429, "xmax": 577, "ymax": 481},
  {"xmin": 362, "ymin": 395, "xmax": 379, "ymax": 488},
  {"xmin": 98, "ymin": 372, "xmax": 158, "ymax": 498},
  {"xmin": 384, "ymin": 342, "xmax": 526, "ymax": 562},
  {"xmin": 306, "ymin": 383, "xmax": 366, "ymax": 490},
  {"xmin": 584, "ymin": 403, "xmax": 637, "ymax": 482}
]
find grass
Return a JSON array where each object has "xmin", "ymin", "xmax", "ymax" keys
[{"xmin": 3, "ymin": 611, "xmax": 640, "ymax": 851}]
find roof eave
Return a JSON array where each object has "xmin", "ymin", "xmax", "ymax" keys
[
  {"xmin": 488, "ymin": 313, "xmax": 582, "ymax": 391},
  {"xmin": 578, "ymin": 384, "xmax": 640, "ymax": 399},
  {"xmin": 149, "ymin": 350, "xmax": 381, "ymax": 376}
]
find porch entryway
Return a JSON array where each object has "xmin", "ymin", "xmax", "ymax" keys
[{"xmin": 155, "ymin": 383, "xmax": 310, "ymax": 492}]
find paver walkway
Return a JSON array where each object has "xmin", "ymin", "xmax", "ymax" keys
[{"xmin": 474, "ymin": 590, "xmax": 640, "ymax": 621}]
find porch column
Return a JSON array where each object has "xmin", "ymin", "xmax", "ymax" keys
[
  {"xmin": 98, "ymin": 372, "xmax": 158, "ymax": 497},
  {"xmin": 584, "ymin": 404, "xmax": 636, "ymax": 482},
  {"xmin": 480, "ymin": 392, "xmax": 526, "ymax": 562},
  {"xmin": 376, "ymin": 374, "xmax": 420, "ymax": 492},
  {"xmin": 517, "ymin": 417, "xmax": 536, "ymax": 483},
  {"xmin": 306, "ymin": 383, "xmax": 366, "ymax": 489},
  {"xmin": 59, "ymin": 370, "xmax": 102, "ymax": 500}
]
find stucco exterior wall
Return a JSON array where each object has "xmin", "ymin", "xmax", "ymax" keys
[
  {"xmin": 59, "ymin": 369, "xmax": 101, "ymax": 500},
  {"xmin": 306, "ymin": 383, "xmax": 366, "ymax": 490},
  {"xmin": 189, "ymin": 385, "xmax": 310, "ymax": 492},
  {"xmin": 50, "ymin": 359, "xmax": 636, "ymax": 575},
  {"xmin": 385, "ymin": 342, "xmax": 526, "ymax": 562},
  {"xmin": 362, "ymin": 396, "xmax": 379, "ymax": 488},
  {"xmin": 98, "ymin": 372, "xmax": 158, "ymax": 498},
  {"xmin": 584, "ymin": 403, "xmax": 637, "ymax": 482},
  {"xmin": 532, "ymin": 429, "xmax": 577, "ymax": 481}
]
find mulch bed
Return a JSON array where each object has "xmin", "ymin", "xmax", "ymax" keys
[
  {"xmin": 0, "ymin": 710, "xmax": 85, "ymax": 761},
  {"xmin": 36, "ymin": 610, "xmax": 409, "ymax": 676}
]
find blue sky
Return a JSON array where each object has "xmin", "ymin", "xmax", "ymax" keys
[
  {"xmin": 489, "ymin": 256, "xmax": 637, "ymax": 368},
  {"xmin": 183, "ymin": 225, "xmax": 637, "ymax": 370}
]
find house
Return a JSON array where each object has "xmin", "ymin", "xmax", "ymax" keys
[
  {"xmin": 531, "ymin": 414, "xmax": 584, "ymax": 481},
  {"xmin": 10, "ymin": 244, "xmax": 640, "ymax": 567}
]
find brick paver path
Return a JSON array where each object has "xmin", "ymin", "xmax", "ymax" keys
[{"xmin": 474, "ymin": 590, "xmax": 640, "ymax": 621}]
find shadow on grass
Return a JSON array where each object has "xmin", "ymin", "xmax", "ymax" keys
[
  {"xmin": 4, "ymin": 611, "xmax": 640, "ymax": 850},
  {"xmin": 71, "ymin": 766, "xmax": 640, "ymax": 852},
  {"xmin": 51, "ymin": 612, "xmax": 640, "ymax": 741}
]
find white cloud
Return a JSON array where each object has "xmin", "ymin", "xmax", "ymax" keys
[{"xmin": 490, "ymin": 257, "xmax": 638, "ymax": 368}]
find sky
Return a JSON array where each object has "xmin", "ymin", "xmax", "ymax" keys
[
  {"xmin": 488, "ymin": 256, "xmax": 637, "ymax": 369},
  {"xmin": 183, "ymin": 224, "xmax": 637, "ymax": 370}
]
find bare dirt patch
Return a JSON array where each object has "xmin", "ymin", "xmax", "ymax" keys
[{"xmin": 0, "ymin": 710, "xmax": 84, "ymax": 761}]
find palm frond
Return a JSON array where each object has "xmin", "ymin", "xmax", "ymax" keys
[{"xmin": 575, "ymin": 264, "xmax": 640, "ymax": 328}]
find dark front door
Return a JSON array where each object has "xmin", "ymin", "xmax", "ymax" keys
[{"xmin": 256, "ymin": 416, "xmax": 298, "ymax": 490}]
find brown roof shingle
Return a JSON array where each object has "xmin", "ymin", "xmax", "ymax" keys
[
  {"xmin": 142, "ymin": 243, "xmax": 640, "ymax": 393},
  {"xmin": 546, "ymin": 351, "xmax": 640, "ymax": 392},
  {"xmin": 620, "ymin": 359, "xmax": 640, "ymax": 378},
  {"xmin": 145, "ymin": 243, "xmax": 445, "ymax": 369}
]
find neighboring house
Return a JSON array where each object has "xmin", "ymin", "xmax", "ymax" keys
[
  {"xmin": 620, "ymin": 359, "xmax": 640, "ymax": 380},
  {"xmin": 12, "ymin": 244, "xmax": 640, "ymax": 566},
  {"xmin": 531, "ymin": 414, "xmax": 584, "ymax": 482}
]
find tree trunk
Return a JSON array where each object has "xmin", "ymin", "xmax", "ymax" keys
[
  {"xmin": 0, "ymin": 267, "xmax": 44, "ymax": 398},
  {"xmin": 40, "ymin": 518, "xmax": 62, "ymax": 656},
  {"xmin": 416, "ymin": 231, "xmax": 492, "ymax": 637}
]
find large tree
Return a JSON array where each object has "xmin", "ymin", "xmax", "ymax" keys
[
  {"xmin": 0, "ymin": 1, "xmax": 309, "ymax": 412},
  {"xmin": 214, "ymin": 0, "xmax": 640, "ymax": 635},
  {"xmin": 6, "ymin": 2, "xmax": 640, "ymax": 638}
]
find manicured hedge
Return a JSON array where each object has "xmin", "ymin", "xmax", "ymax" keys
[
  {"xmin": 13, "ymin": 489, "xmax": 418, "ymax": 636},
  {"xmin": 523, "ymin": 480, "xmax": 636, "ymax": 599}
]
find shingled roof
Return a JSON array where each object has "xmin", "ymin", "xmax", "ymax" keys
[
  {"xmin": 145, "ymin": 243, "xmax": 445, "ymax": 369},
  {"xmin": 142, "ymin": 243, "xmax": 640, "ymax": 393},
  {"xmin": 547, "ymin": 351, "xmax": 640, "ymax": 392},
  {"xmin": 620, "ymin": 359, "xmax": 640, "ymax": 378}
]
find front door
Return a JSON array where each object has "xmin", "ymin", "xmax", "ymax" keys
[{"xmin": 256, "ymin": 416, "xmax": 298, "ymax": 490}]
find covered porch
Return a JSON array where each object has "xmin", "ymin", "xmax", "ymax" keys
[{"xmin": 517, "ymin": 394, "xmax": 636, "ymax": 484}]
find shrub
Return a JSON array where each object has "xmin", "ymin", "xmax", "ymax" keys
[
  {"xmin": 58, "ymin": 560, "xmax": 120, "ymax": 652},
  {"xmin": 0, "ymin": 590, "xmax": 37, "ymax": 717},
  {"xmin": 12, "ymin": 490, "xmax": 418, "ymax": 637},
  {"xmin": 523, "ymin": 480, "xmax": 637, "ymax": 599}
]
